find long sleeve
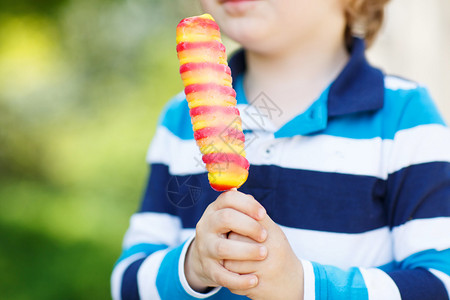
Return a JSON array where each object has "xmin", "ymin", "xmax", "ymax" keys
[
  {"xmin": 111, "ymin": 94, "xmax": 248, "ymax": 300},
  {"xmin": 301, "ymin": 86, "xmax": 450, "ymax": 300}
]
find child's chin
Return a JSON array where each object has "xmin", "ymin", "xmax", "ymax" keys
[
  {"xmin": 229, "ymin": 28, "xmax": 274, "ymax": 51},
  {"xmin": 221, "ymin": 19, "xmax": 268, "ymax": 43}
]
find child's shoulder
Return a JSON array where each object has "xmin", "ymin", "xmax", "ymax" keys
[
  {"xmin": 384, "ymin": 75, "xmax": 420, "ymax": 93},
  {"xmin": 157, "ymin": 91, "xmax": 194, "ymax": 140},
  {"xmin": 382, "ymin": 74, "xmax": 446, "ymax": 132}
]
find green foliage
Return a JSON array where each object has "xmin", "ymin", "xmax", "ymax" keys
[
  {"xmin": 0, "ymin": 220, "xmax": 116, "ymax": 299},
  {"xmin": 0, "ymin": 0, "xmax": 69, "ymax": 16},
  {"xmin": 0, "ymin": 0, "xmax": 201, "ymax": 298}
]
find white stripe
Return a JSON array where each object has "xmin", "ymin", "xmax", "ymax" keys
[
  {"xmin": 429, "ymin": 269, "xmax": 450, "ymax": 296},
  {"xmin": 147, "ymin": 126, "xmax": 205, "ymax": 175},
  {"xmin": 147, "ymin": 123, "xmax": 450, "ymax": 179},
  {"xmin": 387, "ymin": 124, "xmax": 450, "ymax": 175},
  {"xmin": 280, "ymin": 225, "xmax": 393, "ymax": 269},
  {"xmin": 123, "ymin": 213, "xmax": 182, "ymax": 249},
  {"xmin": 148, "ymin": 126, "xmax": 387, "ymax": 178},
  {"xmin": 248, "ymin": 132, "xmax": 387, "ymax": 178},
  {"xmin": 392, "ymin": 217, "xmax": 450, "ymax": 261},
  {"xmin": 359, "ymin": 268, "xmax": 401, "ymax": 300},
  {"xmin": 111, "ymin": 253, "xmax": 146, "ymax": 300},
  {"xmin": 137, "ymin": 249, "xmax": 169, "ymax": 300},
  {"xmin": 247, "ymin": 124, "xmax": 450, "ymax": 179},
  {"xmin": 180, "ymin": 228, "xmax": 195, "ymax": 242},
  {"xmin": 384, "ymin": 75, "xmax": 419, "ymax": 91},
  {"xmin": 178, "ymin": 235, "xmax": 222, "ymax": 298},
  {"xmin": 301, "ymin": 260, "xmax": 315, "ymax": 300}
]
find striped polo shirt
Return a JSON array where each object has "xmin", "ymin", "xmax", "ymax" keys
[{"xmin": 111, "ymin": 38, "xmax": 450, "ymax": 300}]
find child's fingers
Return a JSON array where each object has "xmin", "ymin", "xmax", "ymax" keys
[
  {"xmin": 223, "ymin": 259, "xmax": 259, "ymax": 275},
  {"xmin": 209, "ymin": 238, "xmax": 267, "ymax": 261},
  {"xmin": 214, "ymin": 190, "xmax": 266, "ymax": 221},
  {"xmin": 212, "ymin": 208, "xmax": 267, "ymax": 242},
  {"xmin": 210, "ymin": 263, "xmax": 258, "ymax": 290},
  {"xmin": 228, "ymin": 232, "xmax": 258, "ymax": 244}
]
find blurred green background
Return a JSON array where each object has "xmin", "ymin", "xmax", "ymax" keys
[
  {"xmin": 0, "ymin": 0, "xmax": 449, "ymax": 299},
  {"xmin": 0, "ymin": 0, "xmax": 201, "ymax": 298}
]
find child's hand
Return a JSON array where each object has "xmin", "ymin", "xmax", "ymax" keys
[
  {"xmin": 224, "ymin": 214, "xmax": 304, "ymax": 300},
  {"xmin": 184, "ymin": 190, "xmax": 268, "ymax": 292}
]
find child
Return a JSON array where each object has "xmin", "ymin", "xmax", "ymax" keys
[{"xmin": 112, "ymin": 0, "xmax": 450, "ymax": 299}]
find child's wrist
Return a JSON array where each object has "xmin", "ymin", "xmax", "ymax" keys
[{"xmin": 184, "ymin": 239, "xmax": 211, "ymax": 292}]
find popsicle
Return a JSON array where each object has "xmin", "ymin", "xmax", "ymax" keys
[{"xmin": 176, "ymin": 14, "xmax": 249, "ymax": 191}]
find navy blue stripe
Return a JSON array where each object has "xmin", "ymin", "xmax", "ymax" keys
[
  {"xmin": 242, "ymin": 165, "xmax": 387, "ymax": 233},
  {"xmin": 142, "ymin": 162, "xmax": 450, "ymax": 232},
  {"xmin": 140, "ymin": 164, "xmax": 219, "ymax": 229},
  {"xmin": 388, "ymin": 268, "xmax": 448, "ymax": 300},
  {"xmin": 121, "ymin": 257, "xmax": 145, "ymax": 300},
  {"xmin": 140, "ymin": 164, "xmax": 180, "ymax": 216},
  {"xmin": 386, "ymin": 161, "xmax": 450, "ymax": 227},
  {"xmin": 141, "ymin": 164, "xmax": 388, "ymax": 233}
]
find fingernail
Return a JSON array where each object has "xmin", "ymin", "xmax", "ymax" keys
[
  {"xmin": 260, "ymin": 229, "xmax": 267, "ymax": 241},
  {"xmin": 250, "ymin": 277, "xmax": 257, "ymax": 287},
  {"xmin": 258, "ymin": 208, "xmax": 265, "ymax": 219},
  {"xmin": 259, "ymin": 246, "xmax": 267, "ymax": 258}
]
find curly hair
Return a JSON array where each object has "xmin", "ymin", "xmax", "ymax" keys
[{"xmin": 344, "ymin": 0, "xmax": 391, "ymax": 48}]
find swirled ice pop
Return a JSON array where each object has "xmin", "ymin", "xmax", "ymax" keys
[{"xmin": 176, "ymin": 14, "xmax": 249, "ymax": 191}]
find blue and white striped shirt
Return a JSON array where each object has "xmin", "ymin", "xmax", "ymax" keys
[{"xmin": 112, "ymin": 38, "xmax": 450, "ymax": 300}]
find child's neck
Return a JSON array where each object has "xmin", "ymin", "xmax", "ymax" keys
[{"xmin": 244, "ymin": 32, "xmax": 349, "ymax": 129}]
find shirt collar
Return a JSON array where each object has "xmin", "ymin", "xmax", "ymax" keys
[
  {"xmin": 327, "ymin": 38, "xmax": 384, "ymax": 116},
  {"xmin": 228, "ymin": 38, "xmax": 385, "ymax": 137}
]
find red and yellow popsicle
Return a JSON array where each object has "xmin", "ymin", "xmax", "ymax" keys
[{"xmin": 176, "ymin": 14, "xmax": 249, "ymax": 191}]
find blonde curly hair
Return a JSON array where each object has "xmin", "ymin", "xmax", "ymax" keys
[{"xmin": 344, "ymin": 0, "xmax": 391, "ymax": 48}]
